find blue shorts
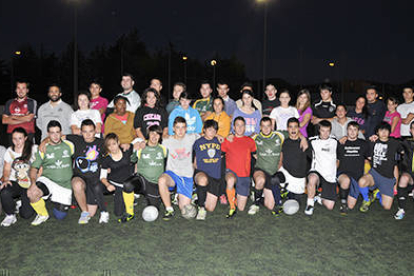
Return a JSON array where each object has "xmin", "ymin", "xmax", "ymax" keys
[
  {"xmin": 337, "ymin": 172, "xmax": 359, "ymax": 199},
  {"xmin": 225, "ymin": 169, "xmax": 251, "ymax": 197},
  {"xmin": 164, "ymin": 171, "xmax": 194, "ymax": 199},
  {"xmin": 369, "ymin": 168, "xmax": 396, "ymax": 198}
]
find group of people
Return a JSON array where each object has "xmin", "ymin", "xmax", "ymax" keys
[{"xmin": 1, "ymin": 72, "xmax": 414, "ymax": 227}]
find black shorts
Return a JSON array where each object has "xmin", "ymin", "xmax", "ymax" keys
[
  {"xmin": 194, "ymin": 170, "xmax": 221, "ymax": 197},
  {"xmin": 253, "ymin": 168, "xmax": 273, "ymax": 190},
  {"xmin": 135, "ymin": 174, "xmax": 161, "ymax": 208},
  {"xmin": 73, "ymin": 174, "xmax": 101, "ymax": 205},
  {"xmin": 308, "ymin": 171, "xmax": 337, "ymax": 201}
]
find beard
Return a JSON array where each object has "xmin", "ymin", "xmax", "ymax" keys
[{"xmin": 50, "ymin": 96, "xmax": 61, "ymax": 102}]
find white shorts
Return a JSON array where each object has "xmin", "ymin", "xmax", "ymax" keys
[
  {"xmin": 38, "ymin": 176, "xmax": 72, "ymax": 206},
  {"xmin": 279, "ymin": 167, "xmax": 306, "ymax": 194}
]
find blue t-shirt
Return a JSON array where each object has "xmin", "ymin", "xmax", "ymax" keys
[
  {"xmin": 168, "ymin": 106, "xmax": 203, "ymax": 135},
  {"xmin": 231, "ymin": 108, "xmax": 261, "ymax": 136},
  {"xmin": 193, "ymin": 136, "xmax": 222, "ymax": 179}
]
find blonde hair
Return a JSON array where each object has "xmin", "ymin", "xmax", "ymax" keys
[{"xmin": 296, "ymin": 89, "xmax": 311, "ymax": 113}]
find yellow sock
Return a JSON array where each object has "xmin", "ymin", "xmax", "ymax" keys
[
  {"xmin": 122, "ymin": 191, "xmax": 134, "ymax": 216},
  {"xmin": 31, "ymin": 199, "xmax": 49, "ymax": 217}
]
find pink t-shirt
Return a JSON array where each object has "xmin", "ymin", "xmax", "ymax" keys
[
  {"xmin": 299, "ymin": 107, "xmax": 312, "ymax": 137},
  {"xmin": 383, "ymin": 111, "xmax": 401, "ymax": 138},
  {"xmin": 90, "ymin": 96, "xmax": 108, "ymax": 130}
]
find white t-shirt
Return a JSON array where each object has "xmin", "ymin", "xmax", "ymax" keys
[
  {"xmin": 70, "ymin": 109, "xmax": 102, "ymax": 129},
  {"xmin": 269, "ymin": 106, "xmax": 299, "ymax": 131},
  {"xmin": 108, "ymin": 90, "xmax": 141, "ymax": 114},
  {"xmin": 4, "ymin": 145, "xmax": 38, "ymax": 186},
  {"xmin": 0, "ymin": 146, "xmax": 6, "ymax": 179},
  {"xmin": 397, "ymin": 101, "xmax": 414, "ymax": 136},
  {"xmin": 309, "ymin": 136, "xmax": 338, "ymax": 183}
]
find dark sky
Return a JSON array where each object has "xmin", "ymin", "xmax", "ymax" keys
[{"xmin": 1, "ymin": 0, "xmax": 413, "ymax": 84}]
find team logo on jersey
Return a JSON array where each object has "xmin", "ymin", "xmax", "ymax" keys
[
  {"xmin": 142, "ymin": 153, "xmax": 150, "ymax": 159},
  {"xmin": 329, "ymin": 106, "xmax": 334, "ymax": 112},
  {"xmin": 62, "ymin": 150, "xmax": 70, "ymax": 158},
  {"xmin": 184, "ymin": 113, "xmax": 196, "ymax": 126},
  {"xmin": 55, "ymin": 160, "xmax": 63, "ymax": 168},
  {"xmin": 14, "ymin": 107, "xmax": 21, "ymax": 114},
  {"xmin": 275, "ymin": 139, "xmax": 281, "ymax": 146},
  {"xmin": 76, "ymin": 145, "xmax": 100, "ymax": 173},
  {"xmin": 156, "ymin": 152, "xmax": 164, "ymax": 159},
  {"xmin": 373, "ymin": 143, "xmax": 388, "ymax": 167},
  {"xmin": 256, "ymin": 140, "xmax": 263, "ymax": 146},
  {"xmin": 207, "ymin": 148, "xmax": 216, "ymax": 158},
  {"xmin": 46, "ymin": 153, "xmax": 55, "ymax": 159}
]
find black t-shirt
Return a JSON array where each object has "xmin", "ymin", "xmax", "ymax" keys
[
  {"xmin": 101, "ymin": 147, "xmax": 133, "ymax": 183},
  {"xmin": 262, "ymin": 98, "xmax": 280, "ymax": 116},
  {"xmin": 282, "ymin": 138, "xmax": 308, "ymax": 178},
  {"xmin": 133, "ymin": 105, "xmax": 168, "ymax": 138},
  {"xmin": 366, "ymin": 100, "xmax": 386, "ymax": 137},
  {"xmin": 338, "ymin": 139, "xmax": 370, "ymax": 180},
  {"xmin": 371, "ymin": 138, "xmax": 403, "ymax": 178},
  {"xmin": 66, "ymin": 135, "xmax": 105, "ymax": 179},
  {"xmin": 312, "ymin": 100, "xmax": 336, "ymax": 119},
  {"xmin": 400, "ymin": 138, "xmax": 414, "ymax": 174}
]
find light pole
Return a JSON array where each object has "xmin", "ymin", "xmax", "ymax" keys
[
  {"xmin": 257, "ymin": 0, "xmax": 268, "ymax": 93},
  {"xmin": 211, "ymin": 60, "xmax": 217, "ymax": 90}
]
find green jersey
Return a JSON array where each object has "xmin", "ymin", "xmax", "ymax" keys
[
  {"xmin": 192, "ymin": 97, "xmax": 213, "ymax": 114},
  {"xmin": 32, "ymin": 140, "xmax": 75, "ymax": 189},
  {"xmin": 253, "ymin": 131, "xmax": 285, "ymax": 175},
  {"xmin": 135, "ymin": 144, "xmax": 167, "ymax": 183}
]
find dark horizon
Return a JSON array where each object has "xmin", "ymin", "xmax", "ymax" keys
[{"xmin": 1, "ymin": 0, "xmax": 413, "ymax": 85}]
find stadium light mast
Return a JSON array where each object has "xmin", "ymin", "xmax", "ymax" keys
[
  {"xmin": 257, "ymin": 0, "xmax": 268, "ymax": 94},
  {"xmin": 68, "ymin": 0, "xmax": 81, "ymax": 101}
]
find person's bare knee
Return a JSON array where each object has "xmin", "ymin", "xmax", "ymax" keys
[
  {"xmin": 72, "ymin": 177, "xmax": 85, "ymax": 192},
  {"xmin": 195, "ymin": 173, "xmax": 208, "ymax": 187},
  {"xmin": 323, "ymin": 200, "xmax": 335, "ymax": 210},
  {"xmin": 226, "ymin": 173, "xmax": 236, "ymax": 189},
  {"xmin": 338, "ymin": 175, "xmax": 350, "ymax": 190},
  {"xmin": 253, "ymin": 172, "xmax": 265, "ymax": 190}
]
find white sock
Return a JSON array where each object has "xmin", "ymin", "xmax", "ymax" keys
[
  {"xmin": 307, "ymin": 198, "xmax": 315, "ymax": 207},
  {"xmin": 166, "ymin": 206, "xmax": 174, "ymax": 212}
]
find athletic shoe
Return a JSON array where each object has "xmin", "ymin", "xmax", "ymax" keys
[
  {"xmin": 304, "ymin": 205, "xmax": 314, "ymax": 216},
  {"xmin": 219, "ymin": 195, "xmax": 228, "ymax": 205},
  {"xmin": 271, "ymin": 205, "xmax": 283, "ymax": 217},
  {"xmin": 394, "ymin": 208, "xmax": 405, "ymax": 220},
  {"xmin": 118, "ymin": 213, "xmax": 135, "ymax": 223},
  {"xmin": 226, "ymin": 208, "xmax": 236, "ymax": 219},
  {"xmin": 359, "ymin": 200, "xmax": 371, "ymax": 213},
  {"xmin": 31, "ymin": 214, "xmax": 49, "ymax": 226},
  {"xmin": 340, "ymin": 203, "xmax": 348, "ymax": 216},
  {"xmin": 14, "ymin": 200, "xmax": 22, "ymax": 214},
  {"xmin": 196, "ymin": 207, "xmax": 207, "ymax": 220},
  {"xmin": 248, "ymin": 204, "xmax": 260, "ymax": 215},
  {"xmin": 133, "ymin": 193, "xmax": 140, "ymax": 206},
  {"xmin": 99, "ymin": 211, "xmax": 110, "ymax": 224},
  {"xmin": 171, "ymin": 193, "xmax": 178, "ymax": 205},
  {"xmin": 371, "ymin": 188, "xmax": 380, "ymax": 203},
  {"xmin": 1, "ymin": 214, "xmax": 17, "ymax": 227},
  {"xmin": 314, "ymin": 195, "xmax": 322, "ymax": 205},
  {"xmin": 163, "ymin": 210, "xmax": 175, "ymax": 221},
  {"xmin": 280, "ymin": 190, "xmax": 289, "ymax": 199},
  {"xmin": 78, "ymin": 211, "xmax": 91, "ymax": 224}
]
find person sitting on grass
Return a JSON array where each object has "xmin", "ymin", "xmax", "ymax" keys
[
  {"xmin": 358, "ymin": 122, "xmax": 403, "ymax": 213},
  {"xmin": 221, "ymin": 116, "xmax": 257, "ymax": 218},
  {"xmin": 193, "ymin": 120, "xmax": 222, "ymax": 220},
  {"xmin": 27, "ymin": 121, "xmax": 75, "ymax": 226},
  {"xmin": 158, "ymin": 116, "xmax": 199, "ymax": 220},
  {"xmin": 117, "ymin": 125, "xmax": 167, "ymax": 223}
]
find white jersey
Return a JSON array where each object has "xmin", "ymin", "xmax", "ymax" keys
[
  {"xmin": 309, "ymin": 136, "xmax": 339, "ymax": 183},
  {"xmin": 108, "ymin": 90, "xmax": 141, "ymax": 114},
  {"xmin": 397, "ymin": 101, "xmax": 414, "ymax": 136}
]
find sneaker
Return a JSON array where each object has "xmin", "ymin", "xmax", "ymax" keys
[
  {"xmin": 1, "ymin": 214, "xmax": 17, "ymax": 227},
  {"xmin": 99, "ymin": 211, "xmax": 109, "ymax": 224},
  {"xmin": 14, "ymin": 200, "xmax": 22, "ymax": 214},
  {"xmin": 371, "ymin": 188, "xmax": 380, "ymax": 203},
  {"xmin": 196, "ymin": 207, "xmax": 207, "ymax": 220},
  {"xmin": 280, "ymin": 190, "xmax": 289, "ymax": 199},
  {"xmin": 133, "ymin": 194, "xmax": 140, "ymax": 206},
  {"xmin": 171, "ymin": 193, "xmax": 179, "ymax": 205},
  {"xmin": 394, "ymin": 208, "xmax": 405, "ymax": 220},
  {"xmin": 248, "ymin": 204, "xmax": 260, "ymax": 215},
  {"xmin": 163, "ymin": 210, "xmax": 175, "ymax": 221},
  {"xmin": 359, "ymin": 200, "xmax": 371, "ymax": 213},
  {"xmin": 340, "ymin": 203, "xmax": 348, "ymax": 216},
  {"xmin": 118, "ymin": 213, "xmax": 135, "ymax": 223},
  {"xmin": 271, "ymin": 205, "xmax": 283, "ymax": 217},
  {"xmin": 78, "ymin": 211, "xmax": 91, "ymax": 224},
  {"xmin": 314, "ymin": 195, "xmax": 322, "ymax": 205},
  {"xmin": 226, "ymin": 208, "xmax": 237, "ymax": 219},
  {"xmin": 304, "ymin": 205, "xmax": 314, "ymax": 216},
  {"xmin": 219, "ymin": 195, "xmax": 228, "ymax": 205},
  {"xmin": 31, "ymin": 214, "xmax": 49, "ymax": 226}
]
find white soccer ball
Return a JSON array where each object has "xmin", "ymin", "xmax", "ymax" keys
[
  {"xmin": 181, "ymin": 204, "xmax": 197, "ymax": 219},
  {"xmin": 283, "ymin": 199, "xmax": 300, "ymax": 215},
  {"xmin": 142, "ymin": 206, "xmax": 159, "ymax": 222}
]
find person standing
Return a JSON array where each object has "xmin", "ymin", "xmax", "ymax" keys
[
  {"xmin": 365, "ymin": 86, "xmax": 386, "ymax": 138},
  {"xmin": 262, "ymin": 84, "xmax": 280, "ymax": 116},
  {"xmin": 89, "ymin": 80, "xmax": 108, "ymax": 132},
  {"xmin": 107, "ymin": 73, "xmax": 141, "ymax": 114},
  {"xmin": 397, "ymin": 86, "xmax": 414, "ymax": 138},
  {"xmin": 217, "ymin": 81, "xmax": 237, "ymax": 117}
]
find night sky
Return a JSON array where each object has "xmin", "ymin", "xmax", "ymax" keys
[{"xmin": 1, "ymin": 0, "xmax": 413, "ymax": 84}]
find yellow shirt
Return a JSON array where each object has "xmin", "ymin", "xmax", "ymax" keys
[{"xmin": 205, "ymin": 111, "xmax": 231, "ymax": 138}]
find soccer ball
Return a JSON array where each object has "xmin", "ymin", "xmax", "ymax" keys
[
  {"xmin": 181, "ymin": 204, "xmax": 197, "ymax": 219},
  {"xmin": 283, "ymin": 199, "xmax": 300, "ymax": 215},
  {"xmin": 142, "ymin": 206, "xmax": 159, "ymax": 222}
]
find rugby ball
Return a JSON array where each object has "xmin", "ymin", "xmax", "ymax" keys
[
  {"xmin": 181, "ymin": 204, "xmax": 197, "ymax": 219},
  {"xmin": 142, "ymin": 206, "xmax": 159, "ymax": 222},
  {"xmin": 283, "ymin": 199, "xmax": 300, "ymax": 215}
]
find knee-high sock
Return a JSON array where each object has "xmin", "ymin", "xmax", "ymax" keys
[
  {"xmin": 270, "ymin": 184, "xmax": 281, "ymax": 206},
  {"xmin": 197, "ymin": 186, "xmax": 208, "ymax": 208},
  {"xmin": 226, "ymin": 188, "xmax": 236, "ymax": 210},
  {"xmin": 122, "ymin": 191, "xmax": 134, "ymax": 216},
  {"xmin": 30, "ymin": 199, "xmax": 49, "ymax": 217},
  {"xmin": 359, "ymin": 187, "xmax": 369, "ymax": 202},
  {"xmin": 397, "ymin": 186, "xmax": 409, "ymax": 209},
  {"xmin": 339, "ymin": 187, "xmax": 350, "ymax": 203},
  {"xmin": 254, "ymin": 188, "xmax": 263, "ymax": 205}
]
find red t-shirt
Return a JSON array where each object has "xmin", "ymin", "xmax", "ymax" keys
[
  {"xmin": 221, "ymin": 136, "xmax": 256, "ymax": 177},
  {"xmin": 4, "ymin": 97, "xmax": 37, "ymax": 134}
]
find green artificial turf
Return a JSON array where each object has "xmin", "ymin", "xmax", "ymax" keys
[{"xmin": 1, "ymin": 196, "xmax": 413, "ymax": 276}]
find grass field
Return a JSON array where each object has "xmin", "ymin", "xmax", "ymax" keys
[{"xmin": 1, "ymin": 196, "xmax": 414, "ymax": 276}]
